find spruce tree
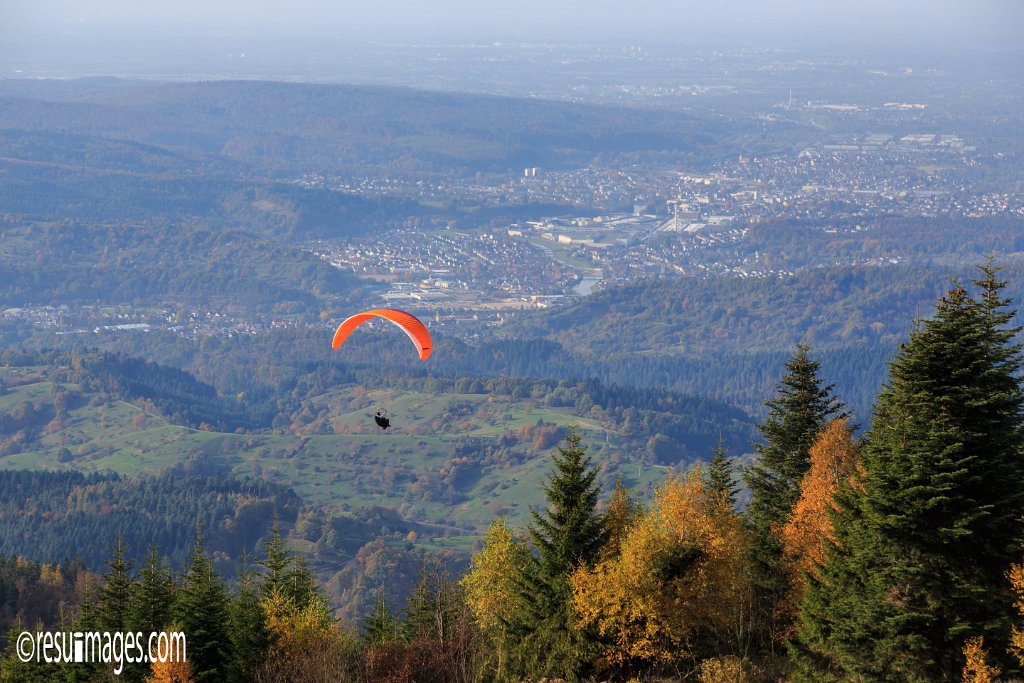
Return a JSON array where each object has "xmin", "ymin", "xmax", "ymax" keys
[
  {"xmin": 98, "ymin": 537, "xmax": 134, "ymax": 632},
  {"xmin": 508, "ymin": 427, "xmax": 606, "ymax": 680},
  {"xmin": 120, "ymin": 546, "xmax": 175, "ymax": 683},
  {"xmin": 128, "ymin": 546, "xmax": 175, "ymax": 634},
  {"xmin": 400, "ymin": 560, "xmax": 463, "ymax": 643},
  {"xmin": 0, "ymin": 621, "xmax": 52, "ymax": 683},
  {"xmin": 706, "ymin": 437, "xmax": 740, "ymax": 508},
  {"xmin": 529, "ymin": 427, "xmax": 606, "ymax": 582},
  {"xmin": 793, "ymin": 267, "xmax": 1024, "ymax": 681},
  {"xmin": 227, "ymin": 554, "xmax": 269, "ymax": 683},
  {"xmin": 258, "ymin": 519, "xmax": 318, "ymax": 609},
  {"xmin": 743, "ymin": 345, "xmax": 844, "ymax": 660},
  {"xmin": 175, "ymin": 527, "xmax": 231, "ymax": 682},
  {"xmin": 362, "ymin": 589, "xmax": 398, "ymax": 647},
  {"xmin": 258, "ymin": 518, "xmax": 292, "ymax": 599}
]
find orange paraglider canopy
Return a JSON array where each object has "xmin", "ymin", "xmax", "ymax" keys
[{"xmin": 331, "ymin": 308, "xmax": 432, "ymax": 361}]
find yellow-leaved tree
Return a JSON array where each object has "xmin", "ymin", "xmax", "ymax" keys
[
  {"xmin": 961, "ymin": 635, "xmax": 1001, "ymax": 683},
  {"xmin": 460, "ymin": 517, "xmax": 530, "ymax": 679},
  {"xmin": 148, "ymin": 657, "xmax": 195, "ymax": 683},
  {"xmin": 1009, "ymin": 562, "xmax": 1024, "ymax": 666},
  {"xmin": 253, "ymin": 589, "xmax": 357, "ymax": 683},
  {"xmin": 570, "ymin": 469, "xmax": 751, "ymax": 668}
]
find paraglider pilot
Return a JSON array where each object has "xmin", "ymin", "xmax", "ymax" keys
[{"xmin": 374, "ymin": 411, "xmax": 390, "ymax": 431}]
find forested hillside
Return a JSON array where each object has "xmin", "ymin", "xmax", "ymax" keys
[
  {"xmin": 0, "ymin": 80, "xmax": 734, "ymax": 176},
  {"xmin": 0, "ymin": 469, "xmax": 298, "ymax": 571}
]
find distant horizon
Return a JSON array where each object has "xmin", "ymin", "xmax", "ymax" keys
[
  {"xmin": 4, "ymin": 0, "xmax": 1023, "ymax": 47},
  {"xmin": 1, "ymin": 29, "xmax": 1020, "ymax": 88}
]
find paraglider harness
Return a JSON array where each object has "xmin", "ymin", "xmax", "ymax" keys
[{"xmin": 374, "ymin": 409, "xmax": 391, "ymax": 431}]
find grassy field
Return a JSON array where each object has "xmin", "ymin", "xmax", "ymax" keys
[{"xmin": 0, "ymin": 370, "xmax": 668, "ymax": 535}]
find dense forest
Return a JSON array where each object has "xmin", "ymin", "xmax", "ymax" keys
[
  {"xmin": 2, "ymin": 267, "xmax": 1023, "ymax": 681},
  {"xmin": 0, "ymin": 469, "xmax": 298, "ymax": 571}
]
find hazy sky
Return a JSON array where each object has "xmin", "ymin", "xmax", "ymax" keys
[{"xmin": 4, "ymin": 0, "xmax": 1022, "ymax": 45}]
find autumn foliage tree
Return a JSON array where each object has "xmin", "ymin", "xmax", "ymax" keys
[
  {"xmin": 148, "ymin": 636, "xmax": 196, "ymax": 683},
  {"xmin": 962, "ymin": 636, "xmax": 1001, "ymax": 683},
  {"xmin": 781, "ymin": 418, "xmax": 858, "ymax": 587},
  {"xmin": 461, "ymin": 517, "xmax": 530, "ymax": 679},
  {"xmin": 571, "ymin": 469, "xmax": 751, "ymax": 672},
  {"xmin": 601, "ymin": 478, "xmax": 640, "ymax": 561},
  {"xmin": 253, "ymin": 590, "xmax": 357, "ymax": 683}
]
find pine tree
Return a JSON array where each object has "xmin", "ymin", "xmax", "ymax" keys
[
  {"xmin": 174, "ymin": 527, "xmax": 231, "ymax": 682},
  {"xmin": 793, "ymin": 267, "xmax": 1024, "ymax": 681},
  {"xmin": 743, "ymin": 345, "xmax": 844, "ymax": 659},
  {"xmin": 706, "ymin": 437, "xmax": 740, "ymax": 509},
  {"xmin": 120, "ymin": 546, "xmax": 176, "ymax": 683},
  {"xmin": 285, "ymin": 554, "xmax": 319, "ymax": 610},
  {"xmin": 529, "ymin": 427, "xmax": 606, "ymax": 584},
  {"xmin": 258, "ymin": 518, "xmax": 292, "ymax": 599},
  {"xmin": 507, "ymin": 426, "xmax": 606, "ymax": 680},
  {"xmin": 0, "ymin": 619, "xmax": 52, "ymax": 683}
]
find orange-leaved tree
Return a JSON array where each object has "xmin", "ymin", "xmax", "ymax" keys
[
  {"xmin": 781, "ymin": 417, "xmax": 859, "ymax": 587},
  {"xmin": 148, "ymin": 627, "xmax": 195, "ymax": 683}
]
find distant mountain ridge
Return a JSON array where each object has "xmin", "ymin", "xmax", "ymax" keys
[{"xmin": 0, "ymin": 78, "xmax": 730, "ymax": 176}]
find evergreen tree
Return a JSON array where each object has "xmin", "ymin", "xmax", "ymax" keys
[
  {"xmin": 743, "ymin": 345, "xmax": 844, "ymax": 659},
  {"xmin": 98, "ymin": 537, "xmax": 134, "ymax": 632},
  {"xmin": 507, "ymin": 427, "xmax": 606, "ymax": 680},
  {"xmin": 0, "ymin": 620, "xmax": 51, "ymax": 683},
  {"xmin": 258, "ymin": 518, "xmax": 318, "ymax": 609},
  {"xmin": 529, "ymin": 427, "xmax": 607, "ymax": 584},
  {"xmin": 362, "ymin": 589, "xmax": 398, "ymax": 647},
  {"xmin": 122, "ymin": 546, "xmax": 175, "ymax": 683},
  {"xmin": 706, "ymin": 437, "xmax": 740, "ymax": 509},
  {"xmin": 258, "ymin": 518, "xmax": 291, "ymax": 599},
  {"xmin": 794, "ymin": 267, "xmax": 1024, "ymax": 681},
  {"xmin": 285, "ymin": 554, "xmax": 319, "ymax": 610},
  {"xmin": 400, "ymin": 559, "xmax": 464, "ymax": 643},
  {"xmin": 128, "ymin": 546, "xmax": 175, "ymax": 634},
  {"xmin": 174, "ymin": 527, "xmax": 231, "ymax": 682},
  {"xmin": 227, "ymin": 554, "xmax": 269, "ymax": 683}
]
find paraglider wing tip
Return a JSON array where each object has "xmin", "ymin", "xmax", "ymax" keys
[{"xmin": 331, "ymin": 308, "xmax": 432, "ymax": 361}]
